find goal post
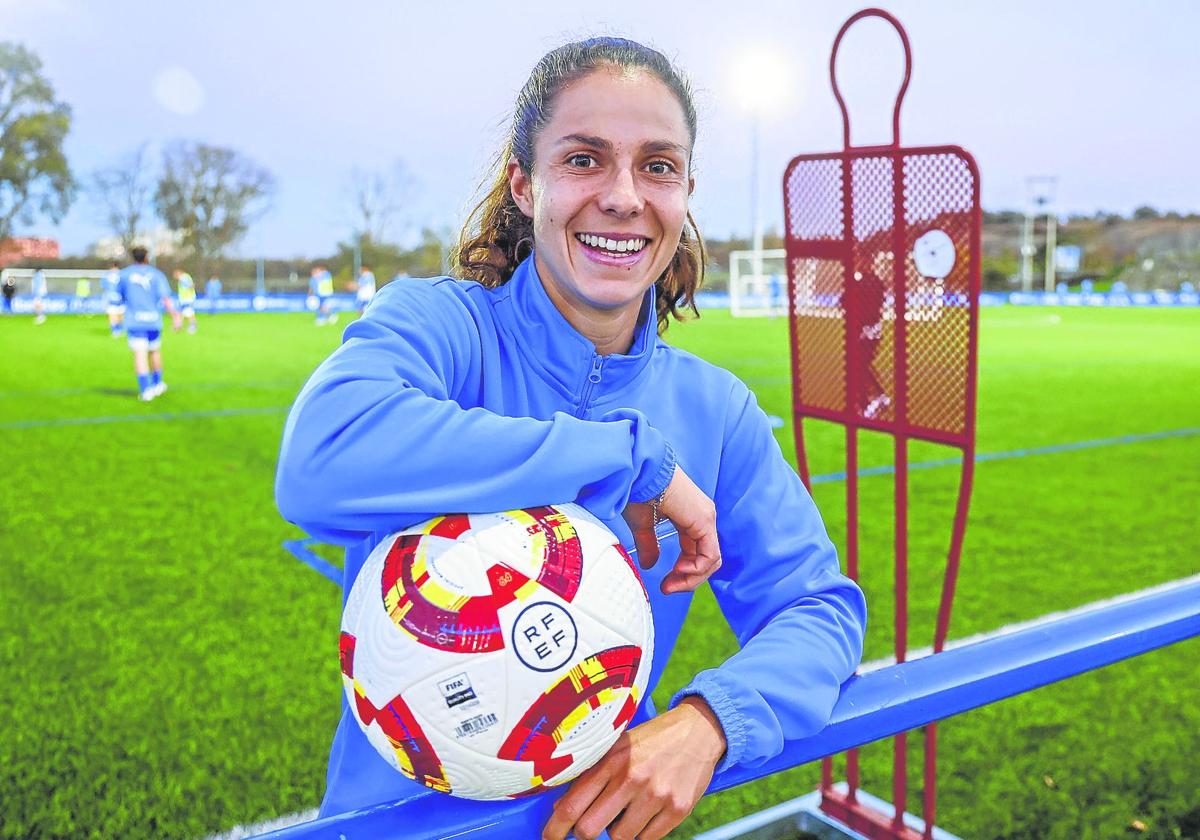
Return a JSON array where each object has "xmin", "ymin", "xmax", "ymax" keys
[
  {"xmin": 0, "ymin": 266, "xmax": 114, "ymax": 296},
  {"xmin": 729, "ymin": 248, "xmax": 788, "ymax": 318}
]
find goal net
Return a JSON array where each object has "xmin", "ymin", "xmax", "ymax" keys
[
  {"xmin": 729, "ymin": 249, "xmax": 788, "ymax": 317},
  {"xmin": 0, "ymin": 266, "xmax": 114, "ymax": 296}
]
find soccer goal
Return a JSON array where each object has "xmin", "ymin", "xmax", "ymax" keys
[
  {"xmin": 729, "ymin": 249, "xmax": 788, "ymax": 317},
  {"xmin": 0, "ymin": 266, "xmax": 112, "ymax": 296}
]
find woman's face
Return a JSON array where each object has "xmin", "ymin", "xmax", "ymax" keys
[{"xmin": 509, "ymin": 67, "xmax": 693, "ymax": 323}]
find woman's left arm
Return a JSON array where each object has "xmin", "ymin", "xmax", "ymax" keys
[
  {"xmin": 544, "ymin": 383, "xmax": 866, "ymax": 840},
  {"xmin": 669, "ymin": 382, "xmax": 867, "ymax": 771}
]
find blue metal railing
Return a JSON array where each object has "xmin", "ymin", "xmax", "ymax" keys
[{"xmin": 259, "ymin": 578, "xmax": 1200, "ymax": 839}]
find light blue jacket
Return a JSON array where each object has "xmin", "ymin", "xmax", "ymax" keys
[{"xmin": 275, "ymin": 255, "xmax": 866, "ymax": 819}]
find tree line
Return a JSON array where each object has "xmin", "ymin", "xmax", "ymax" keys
[
  {"xmin": 3, "ymin": 40, "xmax": 1195, "ymax": 293},
  {"xmin": 0, "ymin": 41, "xmax": 415, "ymax": 281}
]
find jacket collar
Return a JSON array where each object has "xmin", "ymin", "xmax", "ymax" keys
[{"xmin": 494, "ymin": 253, "xmax": 658, "ymax": 399}]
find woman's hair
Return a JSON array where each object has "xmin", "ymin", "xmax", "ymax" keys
[{"xmin": 453, "ymin": 36, "xmax": 706, "ymax": 334}]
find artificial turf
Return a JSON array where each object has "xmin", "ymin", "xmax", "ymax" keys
[{"xmin": 0, "ymin": 305, "xmax": 1196, "ymax": 839}]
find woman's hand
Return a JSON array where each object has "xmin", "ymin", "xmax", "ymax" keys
[
  {"xmin": 621, "ymin": 465, "xmax": 721, "ymax": 595},
  {"xmin": 542, "ymin": 697, "xmax": 726, "ymax": 840}
]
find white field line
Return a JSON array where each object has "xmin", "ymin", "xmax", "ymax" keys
[
  {"xmin": 203, "ymin": 808, "xmax": 317, "ymax": 840},
  {"xmin": 858, "ymin": 572, "xmax": 1200, "ymax": 674}
]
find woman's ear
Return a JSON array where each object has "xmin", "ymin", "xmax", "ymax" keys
[{"xmin": 507, "ymin": 156, "xmax": 535, "ymax": 219}]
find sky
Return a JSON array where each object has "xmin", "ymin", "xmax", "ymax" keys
[{"xmin": 2, "ymin": 0, "xmax": 1198, "ymax": 258}]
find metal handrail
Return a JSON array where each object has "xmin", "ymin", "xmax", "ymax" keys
[{"xmin": 259, "ymin": 578, "xmax": 1200, "ymax": 839}]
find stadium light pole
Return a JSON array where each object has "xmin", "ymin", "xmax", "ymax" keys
[
  {"xmin": 1043, "ymin": 186, "xmax": 1059, "ymax": 293},
  {"xmin": 729, "ymin": 49, "xmax": 794, "ymax": 279},
  {"xmin": 1023, "ymin": 175, "xmax": 1056, "ymax": 293},
  {"xmin": 751, "ymin": 113, "xmax": 761, "ymax": 270}
]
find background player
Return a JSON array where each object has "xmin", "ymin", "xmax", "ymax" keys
[
  {"xmin": 205, "ymin": 275, "xmax": 222, "ymax": 315},
  {"xmin": 309, "ymin": 264, "xmax": 336, "ymax": 325},
  {"xmin": 352, "ymin": 264, "xmax": 376, "ymax": 315},
  {"xmin": 31, "ymin": 267, "xmax": 47, "ymax": 324},
  {"xmin": 118, "ymin": 246, "xmax": 183, "ymax": 401},
  {"xmin": 174, "ymin": 268, "xmax": 198, "ymax": 333},
  {"xmin": 1, "ymin": 272, "xmax": 14, "ymax": 314},
  {"xmin": 853, "ymin": 268, "xmax": 889, "ymax": 418},
  {"xmin": 74, "ymin": 274, "xmax": 93, "ymax": 315},
  {"xmin": 102, "ymin": 261, "xmax": 124, "ymax": 336}
]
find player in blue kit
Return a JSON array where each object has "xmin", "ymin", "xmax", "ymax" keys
[
  {"xmin": 276, "ymin": 38, "xmax": 865, "ymax": 840},
  {"xmin": 102, "ymin": 261, "xmax": 124, "ymax": 336},
  {"xmin": 309, "ymin": 264, "xmax": 337, "ymax": 325},
  {"xmin": 205, "ymin": 275, "xmax": 222, "ymax": 315},
  {"xmin": 118, "ymin": 247, "xmax": 183, "ymax": 401},
  {"xmin": 352, "ymin": 264, "xmax": 376, "ymax": 314}
]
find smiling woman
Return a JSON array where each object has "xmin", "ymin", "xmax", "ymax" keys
[
  {"xmin": 506, "ymin": 68, "xmax": 693, "ymax": 354},
  {"xmin": 275, "ymin": 36, "xmax": 866, "ymax": 840},
  {"xmin": 456, "ymin": 39, "xmax": 706, "ymax": 348}
]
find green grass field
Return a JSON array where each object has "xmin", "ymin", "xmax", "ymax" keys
[{"xmin": 1, "ymin": 305, "xmax": 1197, "ymax": 840}]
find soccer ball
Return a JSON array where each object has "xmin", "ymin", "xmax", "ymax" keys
[
  {"xmin": 339, "ymin": 503, "xmax": 654, "ymax": 800},
  {"xmin": 305, "ymin": 294, "xmax": 319, "ymax": 311}
]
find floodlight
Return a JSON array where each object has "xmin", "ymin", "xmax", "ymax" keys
[{"xmin": 729, "ymin": 49, "xmax": 795, "ymax": 115}]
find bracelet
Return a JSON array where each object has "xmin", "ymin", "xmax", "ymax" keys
[{"xmin": 649, "ymin": 487, "xmax": 668, "ymax": 526}]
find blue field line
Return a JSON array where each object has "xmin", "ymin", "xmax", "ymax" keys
[
  {"xmin": 282, "ymin": 537, "xmax": 344, "ymax": 586},
  {"xmin": 283, "ymin": 427, "xmax": 1198, "ymax": 583},
  {"xmin": 0, "ymin": 404, "xmax": 289, "ymax": 430},
  {"xmin": 0, "ymin": 378, "xmax": 302, "ymax": 400},
  {"xmin": 809, "ymin": 427, "xmax": 1200, "ymax": 484}
]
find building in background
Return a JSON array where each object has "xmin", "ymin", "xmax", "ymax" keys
[
  {"xmin": 0, "ymin": 237, "xmax": 60, "ymax": 268},
  {"xmin": 90, "ymin": 226, "xmax": 184, "ymax": 261}
]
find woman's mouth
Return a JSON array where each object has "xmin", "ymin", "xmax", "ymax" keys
[{"xmin": 574, "ymin": 233, "xmax": 650, "ymax": 266}]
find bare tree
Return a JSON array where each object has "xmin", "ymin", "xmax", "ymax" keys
[
  {"xmin": 347, "ymin": 162, "xmax": 414, "ymax": 245},
  {"xmin": 90, "ymin": 143, "xmax": 153, "ymax": 254},
  {"xmin": 154, "ymin": 141, "xmax": 274, "ymax": 274}
]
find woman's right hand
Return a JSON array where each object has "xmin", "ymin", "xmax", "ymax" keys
[{"xmin": 621, "ymin": 466, "xmax": 722, "ymax": 595}]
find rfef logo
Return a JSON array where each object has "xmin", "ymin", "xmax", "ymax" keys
[{"xmin": 511, "ymin": 602, "xmax": 577, "ymax": 672}]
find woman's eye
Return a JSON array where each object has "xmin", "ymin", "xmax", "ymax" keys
[{"xmin": 568, "ymin": 154, "xmax": 596, "ymax": 168}]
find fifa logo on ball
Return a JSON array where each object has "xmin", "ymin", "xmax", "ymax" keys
[{"xmin": 512, "ymin": 602, "xmax": 578, "ymax": 672}]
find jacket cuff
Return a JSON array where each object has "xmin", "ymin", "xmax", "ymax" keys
[
  {"xmin": 669, "ymin": 671, "xmax": 745, "ymax": 773},
  {"xmin": 633, "ymin": 438, "xmax": 675, "ymax": 504},
  {"xmin": 601, "ymin": 406, "xmax": 676, "ymax": 504}
]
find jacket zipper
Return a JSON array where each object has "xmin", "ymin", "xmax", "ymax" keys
[{"xmin": 575, "ymin": 355, "xmax": 604, "ymax": 417}]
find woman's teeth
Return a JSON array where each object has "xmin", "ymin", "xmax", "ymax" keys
[{"xmin": 575, "ymin": 234, "xmax": 647, "ymax": 254}]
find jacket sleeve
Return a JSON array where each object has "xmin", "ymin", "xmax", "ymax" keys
[
  {"xmin": 670, "ymin": 381, "xmax": 866, "ymax": 771},
  {"xmin": 274, "ymin": 279, "xmax": 676, "ymax": 545}
]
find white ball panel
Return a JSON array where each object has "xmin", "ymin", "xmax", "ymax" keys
[
  {"xmin": 351, "ymin": 580, "xmax": 462, "ymax": 708},
  {"xmin": 401, "ymin": 652, "xmax": 510, "ymax": 758},
  {"xmin": 464, "ymin": 511, "xmax": 547, "ymax": 580},
  {"xmin": 341, "ymin": 536, "xmax": 392, "ymax": 635},
  {"xmin": 573, "ymin": 546, "xmax": 653, "ymax": 650},
  {"xmin": 438, "ymin": 744, "xmax": 533, "ymax": 801},
  {"xmin": 419, "ymin": 533, "xmax": 491, "ymax": 597}
]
